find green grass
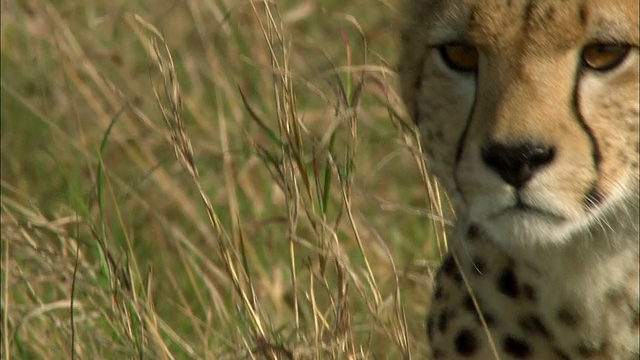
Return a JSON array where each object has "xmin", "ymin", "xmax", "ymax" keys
[{"xmin": 1, "ymin": 0, "xmax": 449, "ymax": 358}]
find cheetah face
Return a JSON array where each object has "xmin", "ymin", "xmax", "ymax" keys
[{"xmin": 400, "ymin": 0, "xmax": 639, "ymax": 247}]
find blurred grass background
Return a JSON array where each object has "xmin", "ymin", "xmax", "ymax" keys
[{"xmin": 1, "ymin": 0, "xmax": 449, "ymax": 358}]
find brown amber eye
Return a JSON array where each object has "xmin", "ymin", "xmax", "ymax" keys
[
  {"xmin": 439, "ymin": 44, "xmax": 479, "ymax": 72},
  {"xmin": 582, "ymin": 44, "xmax": 630, "ymax": 71}
]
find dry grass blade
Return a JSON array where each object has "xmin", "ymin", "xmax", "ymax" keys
[
  {"xmin": 140, "ymin": 14, "xmax": 271, "ymax": 349},
  {"xmin": 4, "ymin": 1, "xmax": 445, "ymax": 358}
]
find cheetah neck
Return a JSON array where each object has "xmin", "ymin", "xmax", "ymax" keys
[
  {"xmin": 457, "ymin": 199, "xmax": 639, "ymax": 318},
  {"xmin": 459, "ymin": 189, "xmax": 639, "ymax": 284}
]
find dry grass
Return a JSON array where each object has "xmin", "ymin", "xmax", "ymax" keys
[{"xmin": 1, "ymin": 0, "xmax": 449, "ymax": 358}]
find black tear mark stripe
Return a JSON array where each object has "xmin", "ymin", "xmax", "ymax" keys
[
  {"xmin": 572, "ymin": 66, "xmax": 602, "ymax": 202},
  {"xmin": 411, "ymin": 45, "xmax": 430, "ymax": 124},
  {"xmin": 453, "ymin": 4, "xmax": 482, "ymax": 165},
  {"xmin": 454, "ymin": 71, "xmax": 479, "ymax": 165},
  {"xmin": 453, "ymin": 73, "xmax": 478, "ymax": 208}
]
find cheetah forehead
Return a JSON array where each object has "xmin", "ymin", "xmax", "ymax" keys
[{"xmin": 407, "ymin": 0, "xmax": 639, "ymax": 52}]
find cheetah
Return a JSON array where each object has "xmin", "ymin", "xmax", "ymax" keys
[{"xmin": 398, "ymin": 0, "xmax": 639, "ymax": 359}]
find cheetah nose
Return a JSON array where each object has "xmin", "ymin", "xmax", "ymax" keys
[{"xmin": 481, "ymin": 142, "xmax": 556, "ymax": 189}]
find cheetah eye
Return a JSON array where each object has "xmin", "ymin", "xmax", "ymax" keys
[
  {"xmin": 438, "ymin": 43, "xmax": 479, "ymax": 72},
  {"xmin": 582, "ymin": 44, "xmax": 630, "ymax": 71}
]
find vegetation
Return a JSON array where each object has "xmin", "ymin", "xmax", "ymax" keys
[{"xmin": 1, "ymin": 0, "xmax": 448, "ymax": 358}]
